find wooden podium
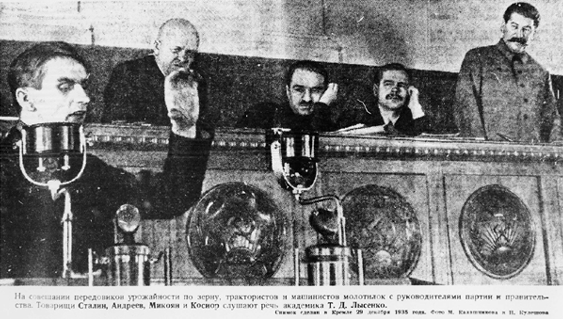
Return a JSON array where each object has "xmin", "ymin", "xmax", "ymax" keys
[{"xmin": 85, "ymin": 124, "xmax": 563, "ymax": 286}]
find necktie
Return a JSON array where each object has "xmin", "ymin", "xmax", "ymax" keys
[{"xmin": 384, "ymin": 122, "xmax": 399, "ymax": 135}]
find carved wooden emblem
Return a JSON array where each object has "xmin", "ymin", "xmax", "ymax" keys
[
  {"xmin": 459, "ymin": 184, "xmax": 535, "ymax": 279},
  {"xmin": 342, "ymin": 185, "xmax": 422, "ymax": 279}
]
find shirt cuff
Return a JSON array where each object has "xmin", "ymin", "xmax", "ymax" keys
[
  {"xmin": 172, "ymin": 125, "xmax": 197, "ymax": 138},
  {"xmin": 410, "ymin": 101, "xmax": 425, "ymax": 119}
]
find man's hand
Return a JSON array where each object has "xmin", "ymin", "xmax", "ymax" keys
[
  {"xmin": 407, "ymin": 86, "xmax": 425, "ymax": 119},
  {"xmin": 164, "ymin": 68, "xmax": 200, "ymax": 138},
  {"xmin": 319, "ymin": 83, "xmax": 339, "ymax": 105}
]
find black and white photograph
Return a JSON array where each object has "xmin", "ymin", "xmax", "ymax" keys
[{"xmin": 0, "ymin": 0, "xmax": 562, "ymax": 317}]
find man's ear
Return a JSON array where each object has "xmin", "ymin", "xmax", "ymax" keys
[
  {"xmin": 15, "ymin": 88, "xmax": 35, "ymax": 112},
  {"xmin": 500, "ymin": 21, "xmax": 506, "ymax": 34},
  {"xmin": 153, "ymin": 40, "xmax": 161, "ymax": 55},
  {"xmin": 529, "ymin": 26, "xmax": 537, "ymax": 40},
  {"xmin": 285, "ymin": 85, "xmax": 291, "ymax": 100},
  {"xmin": 372, "ymin": 83, "xmax": 379, "ymax": 98}
]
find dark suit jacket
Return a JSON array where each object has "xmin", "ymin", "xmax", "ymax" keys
[
  {"xmin": 0, "ymin": 125, "xmax": 211, "ymax": 278},
  {"xmin": 237, "ymin": 101, "xmax": 339, "ymax": 132},
  {"xmin": 361, "ymin": 105, "xmax": 427, "ymax": 136},
  {"xmin": 337, "ymin": 83, "xmax": 428, "ymax": 136},
  {"xmin": 102, "ymin": 55, "xmax": 214, "ymax": 129}
]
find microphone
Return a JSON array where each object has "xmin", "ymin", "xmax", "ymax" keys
[
  {"xmin": 115, "ymin": 204, "xmax": 141, "ymax": 244},
  {"xmin": 19, "ymin": 122, "xmax": 87, "ymax": 192},
  {"xmin": 268, "ymin": 128, "xmax": 361, "ymax": 286},
  {"xmin": 269, "ymin": 128, "xmax": 319, "ymax": 198},
  {"xmin": 17, "ymin": 122, "xmax": 88, "ymax": 279},
  {"xmin": 105, "ymin": 204, "xmax": 169, "ymax": 286}
]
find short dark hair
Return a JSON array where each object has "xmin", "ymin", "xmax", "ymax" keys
[
  {"xmin": 373, "ymin": 63, "xmax": 410, "ymax": 86},
  {"xmin": 285, "ymin": 60, "xmax": 329, "ymax": 88},
  {"xmin": 8, "ymin": 41, "xmax": 88, "ymax": 112},
  {"xmin": 503, "ymin": 2, "xmax": 540, "ymax": 28}
]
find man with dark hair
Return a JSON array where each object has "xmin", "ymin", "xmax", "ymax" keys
[
  {"xmin": 338, "ymin": 63, "xmax": 427, "ymax": 136},
  {"xmin": 102, "ymin": 18, "xmax": 214, "ymax": 131},
  {"xmin": 237, "ymin": 60, "xmax": 339, "ymax": 131},
  {"xmin": 7, "ymin": 41, "xmax": 89, "ymax": 117},
  {"xmin": 284, "ymin": 60, "xmax": 329, "ymax": 89},
  {"xmin": 454, "ymin": 2, "xmax": 558, "ymax": 143},
  {"xmin": 1, "ymin": 41, "xmax": 211, "ymax": 279},
  {"xmin": 6, "ymin": 42, "xmax": 95, "ymax": 128}
]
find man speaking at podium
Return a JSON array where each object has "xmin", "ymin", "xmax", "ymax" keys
[{"xmin": 0, "ymin": 41, "xmax": 211, "ymax": 279}]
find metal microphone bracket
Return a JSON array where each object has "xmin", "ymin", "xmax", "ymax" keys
[
  {"xmin": 18, "ymin": 123, "xmax": 87, "ymax": 279},
  {"xmin": 269, "ymin": 128, "xmax": 364, "ymax": 286},
  {"xmin": 99, "ymin": 204, "xmax": 172, "ymax": 286}
]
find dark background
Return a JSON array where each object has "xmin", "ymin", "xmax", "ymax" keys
[{"xmin": 1, "ymin": 40, "xmax": 562, "ymax": 134}]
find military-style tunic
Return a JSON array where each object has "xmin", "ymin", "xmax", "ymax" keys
[{"xmin": 454, "ymin": 40, "xmax": 557, "ymax": 143}]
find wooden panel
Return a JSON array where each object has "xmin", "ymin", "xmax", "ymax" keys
[
  {"xmin": 444, "ymin": 175, "xmax": 547, "ymax": 285},
  {"xmin": 543, "ymin": 177, "xmax": 563, "ymax": 285},
  {"xmin": 80, "ymin": 125, "xmax": 563, "ymax": 285},
  {"xmin": 180, "ymin": 169, "xmax": 299, "ymax": 281},
  {"xmin": 320, "ymin": 170, "xmax": 433, "ymax": 283}
]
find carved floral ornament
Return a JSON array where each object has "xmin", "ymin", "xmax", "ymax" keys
[{"xmin": 459, "ymin": 184, "xmax": 535, "ymax": 279}]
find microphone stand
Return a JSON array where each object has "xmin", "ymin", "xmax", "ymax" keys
[
  {"xmin": 295, "ymin": 191, "xmax": 363, "ymax": 286},
  {"xmin": 269, "ymin": 129, "xmax": 363, "ymax": 285},
  {"xmin": 18, "ymin": 124, "xmax": 87, "ymax": 279},
  {"xmin": 295, "ymin": 192, "xmax": 346, "ymax": 247},
  {"xmin": 48, "ymin": 181, "xmax": 73, "ymax": 279}
]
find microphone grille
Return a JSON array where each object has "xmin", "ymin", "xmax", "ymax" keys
[{"xmin": 116, "ymin": 204, "xmax": 141, "ymax": 233}]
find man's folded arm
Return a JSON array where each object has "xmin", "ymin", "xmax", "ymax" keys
[{"xmin": 141, "ymin": 130, "xmax": 213, "ymax": 219}]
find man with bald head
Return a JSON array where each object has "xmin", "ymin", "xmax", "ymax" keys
[{"xmin": 103, "ymin": 18, "xmax": 212, "ymax": 132}]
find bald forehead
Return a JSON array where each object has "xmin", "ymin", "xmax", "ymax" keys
[{"xmin": 158, "ymin": 19, "xmax": 199, "ymax": 44}]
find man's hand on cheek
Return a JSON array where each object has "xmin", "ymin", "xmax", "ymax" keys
[
  {"xmin": 164, "ymin": 68, "xmax": 200, "ymax": 138},
  {"xmin": 407, "ymin": 86, "xmax": 425, "ymax": 119},
  {"xmin": 319, "ymin": 83, "xmax": 338, "ymax": 105}
]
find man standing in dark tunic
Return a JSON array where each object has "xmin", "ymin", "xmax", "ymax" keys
[{"xmin": 454, "ymin": 2, "xmax": 559, "ymax": 143}]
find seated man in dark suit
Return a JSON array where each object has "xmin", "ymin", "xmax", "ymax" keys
[
  {"xmin": 338, "ymin": 63, "xmax": 428, "ymax": 136},
  {"xmin": 1, "ymin": 41, "xmax": 211, "ymax": 278},
  {"xmin": 237, "ymin": 60, "xmax": 339, "ymax": 132},
  {"xmin": 102, "ymin": 18, "xmax": 214, "ymax": 130}
]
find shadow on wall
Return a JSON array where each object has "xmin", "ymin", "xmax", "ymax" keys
[
  {"xmin": 277, "ymin": 0, "xmax": 412, "ymax": 66},
  {"xmin": 325, "ymin": 0, "xmax": 413, "ymax": 68}
]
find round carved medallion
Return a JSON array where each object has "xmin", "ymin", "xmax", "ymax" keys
[
  {"xmin": 342, "ymin": 185, "xmax": 422, "ymax": 279},
  {"xmin": 459, "ymin": 185, "xmax": 535, "ymax": 279},
  {"xmin": 186, "ymin": 183, "xmax": 287, "ymax": 279}
]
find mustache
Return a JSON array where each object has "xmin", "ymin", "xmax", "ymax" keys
[
  {"xmin": 65, "ymin": 111, "xmax": 86, "ymax": 121},
  {"xmin": 509, "ymin": 37, "xmax": 527, "ymax": 45},
  {"xmin": 385, "ymin": 94, "xmax": 404, "ymax": 101},
  {"xmin": 171, "ymin": 59, "xmax": 190, "ymax": 67},
  {"xmin": 68, "ymin": 110, "xmax": 86, "ymax": 117},
  {"xmin": 299, "ymin": 102, "xmax": 313, "ymax": 107}
]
